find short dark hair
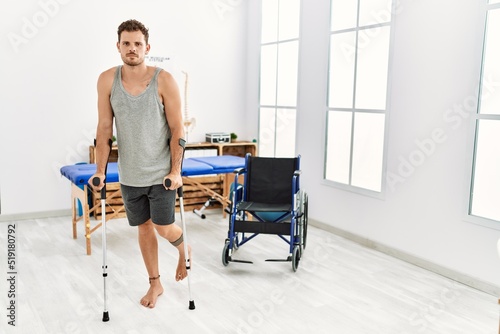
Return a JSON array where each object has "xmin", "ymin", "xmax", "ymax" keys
[{"xmin": 117, "ymin": 19, "xmax": 149, "ymax": 44}]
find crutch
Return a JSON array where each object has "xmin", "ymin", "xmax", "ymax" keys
[
  {"xmin": 91, "ymin": 138, "xmax": 113, "ymax": 322},
  {"xmin": 165, "ymin": 138, "xmax": 195, "ymax": 310}
]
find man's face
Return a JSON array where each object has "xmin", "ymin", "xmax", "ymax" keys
[{"xmin": 117, "ymin": 30, "xmax": 150, "ymax": 66}]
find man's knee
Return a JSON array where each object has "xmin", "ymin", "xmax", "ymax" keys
[
  {"xmin": 155, "ymin": 223, "xmax": 180, "ymax": 240},
  {"xmin": 138, "ymin": 219, "xmax": 154, "ymax": 233}
]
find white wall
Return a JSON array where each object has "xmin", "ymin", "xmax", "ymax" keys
[
  {"xmin": 0, "ymin": 0, "xmax": 249, "ymax": 215},
  {"xmin": 275, "ymin": 0, "xmax": 500, "ymax": 291}
]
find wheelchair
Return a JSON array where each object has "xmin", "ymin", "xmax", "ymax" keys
[{"xmin": 222, "ymin": 153, "xmax": 308, "ymax": 272}]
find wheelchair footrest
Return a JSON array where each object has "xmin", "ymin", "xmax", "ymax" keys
[
  {"xmin": 230, "ymin": 258, "xmax": 253, "ymax": 264},
  {"xmin": 265, "ymin": 258, "xmax": 291, "ymax": 262},
  {"xmin": 234, "ymin": 220, "xmax": 291, "ymax": 235}
]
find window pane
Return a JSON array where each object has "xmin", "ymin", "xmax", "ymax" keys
[
  {"xmin": 277, "ymin": 41, "xmax": 299, "ymax": 107},
  {"xmin": 479, "ymin": 8, "xmax": 500, "ymax": 115},
  {"xmin": 275, "ymin": 109, "xmax": 297, "ymax": 157},
  {"xmin": 355, "ymin": 26, "xmax": 391, "ymax": 110},
  {"xmin": 259, "ymin": 107, "xmax": 277, "ymax": 157},
  {"xmin": 261, "ymin": 0, "xmax": 279, "ymax": 43},
  {"xmin": 278, "ymin": 0, "xmax": 300, "ymax": 40},
  {"xmin": 359, "ymin": 0, "xmax": 392, "ymax": 27},
  {"xmin": 351, "ymin": 112, "xmax": 385, "ymax": 192},
  {"xmin": 329, "ymin": 32, "xmax": 356, "ymax": 108},
  {"xmin": 260, "ymin": 44, "xmax": 278, "ymax": 106},
  {"xmin": 470, "ymin": 120, "xmax": 500, "ymax": 221},
  {"xmin": 325, "ymin": 111, "xmax": 352, "ymax": 183},
  {"xmin": 331, "ymin": 0, "xmax": 358, "ymax": 31}
]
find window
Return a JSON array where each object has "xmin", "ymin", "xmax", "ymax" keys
[
  {"xmin": 259, "ymin": 0, "xmax": 300, "ymax": 157},
  {"xmin": 469, "ymin": 2, "xmax": 500, "ymax": 222},
  {"xmin": 325, "ymin": 0, "xmax": 393, "ymax": 193}
]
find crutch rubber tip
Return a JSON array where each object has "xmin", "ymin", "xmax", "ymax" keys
[
  {"xmin": 102, "ymin": 311, "xmax": 110, "ymax": 322},
  {"xmin": 189, "ymin": 300, "xmax": 195, "ymax": 310}
]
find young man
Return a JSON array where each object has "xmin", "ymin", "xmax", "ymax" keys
[{"xmin": 90, "ymin": 19, "xmax": 189, "ymax": 309}]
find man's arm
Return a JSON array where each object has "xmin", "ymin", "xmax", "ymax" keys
[
  {"xmin": 159, "ymin": 70, "xmax": 185, "ymax": 189},
  {"xmin": 91, "ymin": 68, "xmax": 115, "ymax": 189}
]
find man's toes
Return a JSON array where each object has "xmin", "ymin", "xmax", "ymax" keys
[
  {"xmin": 141, "ymin": 297, "xmax": 153, "ymax": 308},
  {"xmin": 142, "ymin": 300, "xmax": 154, "ymax": 308},
  {"xmin": 176, "ymin": 271, "xmax": 188, "ymax": 281}
]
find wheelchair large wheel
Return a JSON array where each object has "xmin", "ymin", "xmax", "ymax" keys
[
  {"xmin": 302, "ymin": 192, "xmax": 308, "ymax": 250},
  {"xmin": 298, "ymin": 192, "xmax": 308, "ymax": 252},
  {"xmin": 222, "ymin": 239, "xmax": 230, "ymax": 266},
  {"xmin": 292, "ymin": 245, "xmax": 300, "ymax": 272}
]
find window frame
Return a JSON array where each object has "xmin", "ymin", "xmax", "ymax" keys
[
  {"xmin": 465, "ymin": 1, "xmax": 500, "ymax": 230},
  {"xmin": 323, "ymin": 0, "xmax": 395, "ymax": 199},
  {"xmin": 258, "ymin": 0, "xmax": 301, "ymax": 158}
]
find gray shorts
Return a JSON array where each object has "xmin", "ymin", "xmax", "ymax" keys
[{"xmin": 120, "ymin": 184, "xmax": 176, "ymax": 226}]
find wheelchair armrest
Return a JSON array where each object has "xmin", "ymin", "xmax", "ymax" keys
[
  {"xmin": 234, "ymin": 167, "xmax": 246, "ymax": 175},
  {"xmin": 232, "ymin": 168, "xmax": 246, "ymax": 197},
  {"xmin": 292, "ymin": 170, "xmax": 301, "ymax": 196}
]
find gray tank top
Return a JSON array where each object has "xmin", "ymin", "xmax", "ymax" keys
[{"xmin": 111, "ymin": 65, "xmax": 172, "ymax": 187}]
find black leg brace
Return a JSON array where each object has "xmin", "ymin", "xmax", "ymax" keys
[{"xmin": 170, "ymin": 233, "xmax": 183, "ymax": 247}]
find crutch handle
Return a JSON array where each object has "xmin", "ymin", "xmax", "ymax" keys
[
  {"xmin": 92, "ymin": 176, "xmax": 101, "ymax": 187},
  {"xmin": 92, "ymin": 176, "xmax": 106, "ymax": 197},
  {"xmin": 165, "ymin": 178, "xmax": 183, "ymax": 197}
]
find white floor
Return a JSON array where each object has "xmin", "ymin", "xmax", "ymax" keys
[{"xmin": 0, "ymin": 211, "xmax": 497, "ymax": 334}]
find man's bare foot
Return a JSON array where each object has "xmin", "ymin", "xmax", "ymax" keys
[
  {"xmin": 140, "ymin": 277, "xmax": 164, "ymax": 308},
  {"xmin": 176, "ymin": 245, "xmax": 192, "ymax": 281}
]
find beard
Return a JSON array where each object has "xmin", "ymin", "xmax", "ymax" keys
[{"xmin": 121, "ymin": 54, "xmax": 145, "ymax": 67}]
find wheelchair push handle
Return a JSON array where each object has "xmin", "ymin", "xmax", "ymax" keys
[{"xmin": 164, "ymin": 178, "xmax": 183, "ymax": 197}]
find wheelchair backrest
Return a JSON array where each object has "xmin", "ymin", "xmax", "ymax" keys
[{"xmin": 245, "ymin": 156, "xmax": 298, "ymax": 205}]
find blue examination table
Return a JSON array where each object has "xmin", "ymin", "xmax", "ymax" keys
[{"xmin": 60, "ymin": 155, "xmax": 245, "ymax": 255}]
